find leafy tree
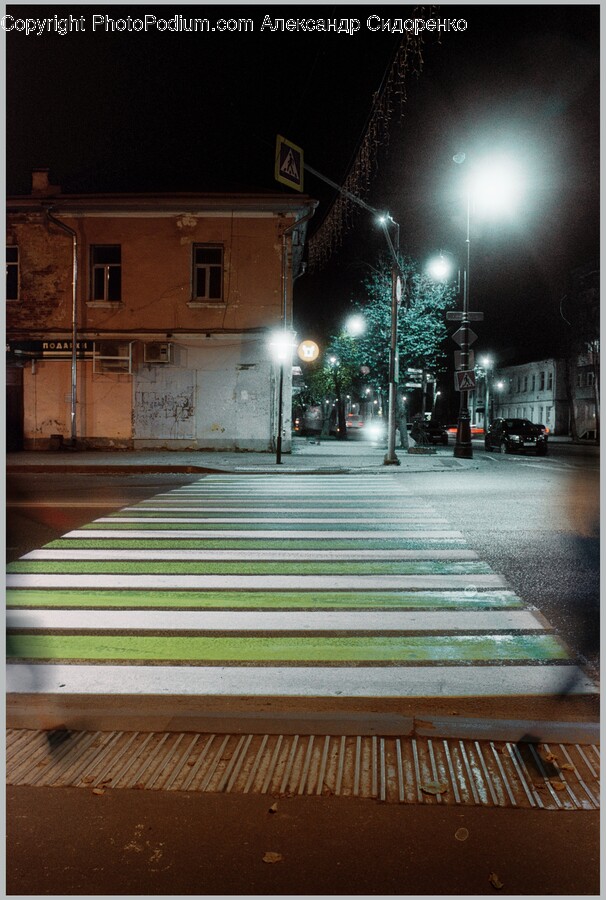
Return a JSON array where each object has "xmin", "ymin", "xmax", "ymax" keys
[
  {"xmin": 350, "ymin": 254, "xmax": 457, "ymax": 396},
  {"xmin": 297, "ymin": 254, "xmax": 457, "ymax": 440}
]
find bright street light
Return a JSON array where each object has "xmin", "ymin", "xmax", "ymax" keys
[
  {"xmin": 450, "ymin": 150, "xmax": 524, "ymax": 458},
  {"xmin": 345, "ymin": 314, "xmax": 366, "ymax": 336},
  {"xmin": 470, "ymin": 155, "xmax": 524, "ymax": 218},
  {"xmin": 268, "ymin": 329, "xmax": 296, "ymax": 464},
  {"xmin": 427, "ymin": 255, "xmax": 453, "ymax": 282}
]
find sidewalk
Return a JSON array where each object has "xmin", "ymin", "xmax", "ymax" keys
[{"xmin": 6, "ymin": 437, "xmax": 479, "ymax": 475}]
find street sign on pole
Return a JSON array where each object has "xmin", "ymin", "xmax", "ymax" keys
[
  {"xmin": 455, "ymin": 350, "xmax": 475, "ymax": 370},
  {"xmin": 275, "ymin": 135, "xmax": 304, "ymax": 192},
  {"xmin": 455, "ymin": 370, "xmax": 476, "ymax": 391},
  {"xmin": 452, "ymin": 326, "xmax": 478, "ymax": 347},
  {"xmin": 446, "ymin": 311, "xmax": 484, "ymax": 322},
  {"xmin": 405, "ymin": 382, "xmax": 422, "ymax": 389}
]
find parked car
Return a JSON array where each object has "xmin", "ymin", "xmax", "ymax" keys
[
  {"xmin": 484, "ymin": 418, "xmax": 548, "ymax": 455},
  {"xmin": 411, "ymin": 418, "xmax": 449, "ymax": 446}
]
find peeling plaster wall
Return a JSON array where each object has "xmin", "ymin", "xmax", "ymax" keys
[
  {"xmin": 132, "ymin": 335, "xmax": 287, "ymax": 451},
  {"xmin": 133, "ymin": 366, "xmax": 195, "ymax": 442}
]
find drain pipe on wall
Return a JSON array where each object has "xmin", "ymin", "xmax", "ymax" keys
[
  {"xmin": 46, "ymin": 209, "xmax": 79, "ymax": 448},
  {"xmin": 275, "ymin": 207, "xmax": 317, "ymax": 463}
]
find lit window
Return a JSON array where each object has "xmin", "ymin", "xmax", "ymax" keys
[
  {"xmin": 193, "ymin": 245, "xmax": 223, "ymax": 301},
  {"xmin": 91, "ymin": 245, "xmax": 121, "ymax": 301}
]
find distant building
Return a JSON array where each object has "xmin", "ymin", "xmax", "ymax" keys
[
  {"xmin": 6, "ymin": 169, "xmax": 316, "ymax": 451},
  {"xmin": 490, "ymin": 354, "xmax": 599, "ymax": 438}
]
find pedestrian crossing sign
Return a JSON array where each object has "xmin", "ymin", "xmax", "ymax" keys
[
  {"xmin": 455, "ymin": 370, "xmax": 476, "ymax": 391},
  {"xmin": 275, "ymin": 135, "xmax": 304, "ymax": 192}
]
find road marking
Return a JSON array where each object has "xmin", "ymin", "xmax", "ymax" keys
[
  {"xmin": 6, "ymin": 633, "xmax": 570, "ymax": 663},
  {"xmin": 62, "ymin": 529, "xmax": 466, "ymax": 539},
  {"xmin": 6, "ymin": 573, "xmax": 508, "ymax": 590},
  {"xmin": 5, "ymin": 472, "xmax": 596, "ymax": 700},
  {"xmin": 6, "ymin": 588, "xmax": 523, "ymax": 610},
  {"xmin": 7, "ymin": 609, "xmax": 545, "ymax": 632},
  {"xmin": 6, "ymin": 663, "xmax": 596, "ymax": 696},
  {"xmin": 21, "ymin": 549, "xmax": 480, "ymax": 562}
]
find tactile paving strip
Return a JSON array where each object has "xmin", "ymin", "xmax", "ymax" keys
[{"xmin": 6, "ymin": 729, "xmax": 599, "ymax": 810}]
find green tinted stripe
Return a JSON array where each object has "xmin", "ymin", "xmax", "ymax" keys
[
  {"xmin": 5, "ymin": 589, "xmax": 522, "ymax": 610},
  {"xmin": 8, "ymin": 560, "xmax": 493, "ymax": 576},
  {"xmin": 46, "ymin": 539, "xmax": 464, "ymax": 550},
  {"xmin": 7, "ymin": 633, "xmax": 569, "ymax": 663}
]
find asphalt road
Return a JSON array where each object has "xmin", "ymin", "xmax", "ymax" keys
[{"xmin": 6, "ymin": 442, "xmax": 599, "ymax": 682}]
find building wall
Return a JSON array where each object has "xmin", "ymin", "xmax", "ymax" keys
[
  {"xmin": 7, "ymin": 196, "xmax": 308, "ymax": 451},
  {"xmin": 492, "ymin": 355, "xmax": 600, "ymax": 437}
]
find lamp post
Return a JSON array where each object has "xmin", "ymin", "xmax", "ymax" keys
[
  {"xmin": 480, "ymin": 355, "xmax": 493, "ymax": 433},
  {"xmin": 451, "ymin": 152, "xmax": 523, "ymax": 458},
  {"xmin": 269, "ymin": 330, "xmax": 295, "ymax": 464},
  {"xmin": 378, "ymin": 214, "xmax": 402, "ymax": 466}
]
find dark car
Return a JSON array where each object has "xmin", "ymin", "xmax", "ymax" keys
[
  {"xmin": 484, "ymin": 418, "xmax": 548, "ymax": 455},
  {"xmin": 411, "ymin": 418, "xmax": 449, "ymax": 446}
]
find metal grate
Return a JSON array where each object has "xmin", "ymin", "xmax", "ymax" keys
[{"xmin": 6, "ymin": 728, "xmax": 599, "ymax": 810}]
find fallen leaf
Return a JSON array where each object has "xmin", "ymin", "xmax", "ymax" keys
[
  {"xmin": 262, "ymin": 852, "xmax": 283, "ymax": 864},
  {"xmin": 268, "ymin": 803, "xmax": 278, "ymax": 814},
  {"xmin": 550, "ymin": 780, "xmax": 567, "ymax": 791},
  {"xmin": 81, "ymin": 775, "xmax": 94, "ymax": 784},
  {"xmin": 489, "ymin": 872, "xmax": 504, "ymax": 890},
  {"xmin": 454, "ymin": 828, "xmax": 469, "ymax": 842},
  {"xmin": 133, "ymin": 782, "xmax": 146, "ymax": 790},
  {"xmin": 420, "ymin": 780, "xmax": 448, "ymax": 795},
  {"xmin": 543, "ymin": 751, "xmax": 558, "ymax": 762},
  {"xmin": 560, "ymin": 763, "xmax": 575, "ymax": 771},
  {"xmin": 92, "ymin": 788, "xmax": 105, "ymax": 796}
]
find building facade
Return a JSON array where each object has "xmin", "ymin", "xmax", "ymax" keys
[
  {"xmin": 490, "ymin": 355, "xmax": 599, "ymax": 438},
  {"xmin": 6, "ymin": 171, "xmax": 316, "ymax": 451}
]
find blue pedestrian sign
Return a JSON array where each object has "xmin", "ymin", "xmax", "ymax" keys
[{"xmin": 275, "ymin": 135, "xmax": 304, "ymax": 192}]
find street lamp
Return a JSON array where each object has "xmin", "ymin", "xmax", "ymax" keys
[
  {"xmin": 269, "ymin": 329, "xmax": 296, "ymax": 464},
  {"xmin": 480, "ymin": 355, "xmax": 493, "ymax": 432},
  {"xmin": 377, "ymin": 213, "xmax": 402, "ymax": 466},
  {"xmin": 451, "ymin": 152, "xmax": 523, "ymax": 458},
  {"xmin": 345, "ymin": 314, "xmax": 366, "ymax": 336}
]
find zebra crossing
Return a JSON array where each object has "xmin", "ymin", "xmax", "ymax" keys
[{"xmin": 6, "ymin": 475, "xmax": 597, "ymax": 699}]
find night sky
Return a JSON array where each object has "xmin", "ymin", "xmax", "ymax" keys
[{"xmin": 6, "ymin": 3, "xmax": 600, "ymax": 371}]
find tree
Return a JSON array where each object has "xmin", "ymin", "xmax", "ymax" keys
[{"xmin": 348, "ymin": 254, "xmax": 457, "ymax": 406}]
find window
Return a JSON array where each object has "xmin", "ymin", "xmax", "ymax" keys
[
  {"xmin": 522, "ymin": 375, "xmax": 528, "ymax": 392},
  {"xmin": 6, "ymin": 246, "xmax": 19, "ymax": 300},
  {"xmin": 538, "ymin": 406, "xmax": 543, "ymax": 423},
  {"xmin": 576, "ymin": 372, "xmax": 585, "ymax": 388},
  {"xmin": 587, "ymin": 372, "xmax": 595, "ymax": 387},
  {"xmin": 531, "ymin": 374, "xmax": 536, "ymax": 392},
  {"xmin": 547, "ymin": 371, "xmax": 553, "ymax": 391},
  {"xmin": 193, "ymin": 245, "xmax": 223, "ymax": 301},
  {"xmin": 91, "ymin": 245, "xmax": 121, "ymax": 301},
  {"xmin": 540, "ymin": 371, "xmax": 545, "ymax": 391},
  {"xmin": 514, "ymin": 377, "xmax": 520, "ymax": 393},
  {"xmin": 545, "ymin": 406, "xmax": 552, "ymax": 424}
]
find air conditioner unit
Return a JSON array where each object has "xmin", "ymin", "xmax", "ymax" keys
[
  {"xmin": 93, "ymin": 341, "xmax": 133, "ymax": 374},
  {"xmin": 144, "ymin": 342, "xmax": 172, "ymax": 364}
]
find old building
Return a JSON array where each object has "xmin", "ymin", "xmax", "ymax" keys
[
  {"xmin": 6, "ymin": 170, "xmax": 316, "ymax": 451},
  {"xmin": 490, "ymin": 354, "xmax": 599, "ymax": 438}
]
